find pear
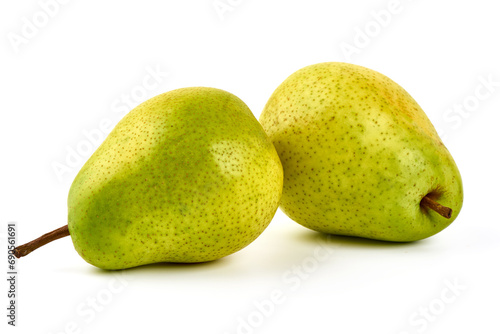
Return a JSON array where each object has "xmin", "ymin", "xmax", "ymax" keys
[
  {"xmin": 14, "ymin": 87, "xmax": 283, "ymax": 269},
  {"xmin": 259, "ymin": 62, "xmax": 463, "ymax": 242}
]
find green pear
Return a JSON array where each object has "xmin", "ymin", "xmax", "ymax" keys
[
  {"xmin": 260, "ymin": 62, "xmax": 463, "ymax": 242},
  {"xmin": 15, "ymin": 87, "xmax": 283, "ymax": 269}
]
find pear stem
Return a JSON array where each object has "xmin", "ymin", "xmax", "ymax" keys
[
  {"xmin": 13, "ymin": 225, "xmax": 70, "ymax": 258},
  {"xmin": 421, "ymin": 196, "xmax": 452, "ymax": 219}
]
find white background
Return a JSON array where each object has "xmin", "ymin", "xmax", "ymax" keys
[{"xmin": 1, "ymin": 1, "xmax": 499, "ymax": 333}]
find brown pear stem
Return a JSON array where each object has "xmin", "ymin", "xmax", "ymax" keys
[
  {"xmin": 421, "ymin": 196, "xmax": 452, "ymax": 219},
  {"xmin": 13, "ymin": 225, "xmax": 70, "ymax": 258}
]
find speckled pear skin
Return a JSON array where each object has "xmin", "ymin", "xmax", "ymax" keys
[
  {"xmin": 68, "ymin": 87, "xmax": 283, "ymax": 269},
  {"xmin": 260, "ymin": 62, "xmax": 463, "ymax": 242}
]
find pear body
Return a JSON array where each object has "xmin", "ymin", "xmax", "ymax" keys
[
  {"xmin": 68, "ymin": 87, "xmax": 283, "ymax": 269},
  {"xmin": 260, "ymin": 62, "xmax": 463, "ymax": 241}
]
